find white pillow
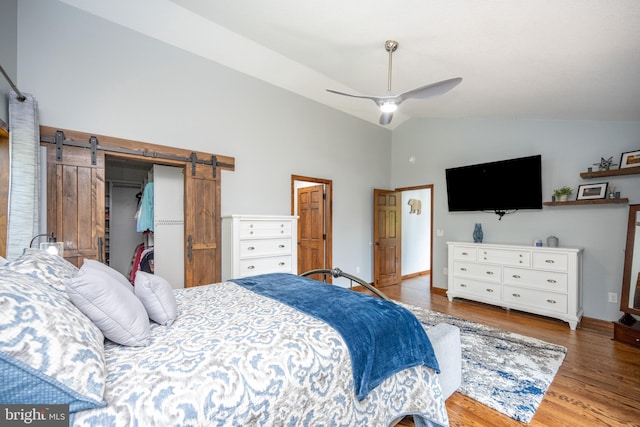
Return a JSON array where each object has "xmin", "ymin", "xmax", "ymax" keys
[
  {"xmin": 135, "ymin": 272, "xmax": 178, "ymax": 326},
  {"xmin": 67, "ymin": 267, "xmax": 150, "ymax": 347},
  {"xmin": 82, "ymin": 259, "xmax": 134, "ymax": 292}
]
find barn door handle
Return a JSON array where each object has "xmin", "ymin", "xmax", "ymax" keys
[
  {"xmin": 97, "ymin": 237, "xmax": 103, "ymax": 263},
  {"xmin": 187, "ymin": 235, "xmax": 193, "ymax": 261}
]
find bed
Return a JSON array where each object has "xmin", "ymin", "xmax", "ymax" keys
[{"xmin": 0, "ymin": 249, "xmax": 450, "ymax": 427}]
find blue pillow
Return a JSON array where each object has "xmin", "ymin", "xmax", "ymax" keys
[{"xmin": 0, "ymin": 270, "xmax": 106, "ymax": 412}]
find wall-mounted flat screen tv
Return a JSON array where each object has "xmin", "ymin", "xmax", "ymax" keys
[{"xmin": 445, "ymin": 155, "xmax": 542, "ymax": 216}]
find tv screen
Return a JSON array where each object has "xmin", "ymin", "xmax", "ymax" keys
[{"xmin": 445, "ymin": 155, "xmax": 542, "ymax": 214}]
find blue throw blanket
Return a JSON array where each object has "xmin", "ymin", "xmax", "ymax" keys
[{"xmin": 231, "ymin": 273, "xmax": 439, "ymax": 400}]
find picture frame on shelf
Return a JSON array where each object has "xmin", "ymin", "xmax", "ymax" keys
[
  {"xmin": 576, "ymin": 182, "xmax": 608, "ymax": 200},
  {"xmin": 619, "ymin": 150, "xmax": 640, "ymax": 169}
]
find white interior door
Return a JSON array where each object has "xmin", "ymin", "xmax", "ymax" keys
[{"xmin": 153, "ymin": 165, "xmax": 185, "ymax": 289}]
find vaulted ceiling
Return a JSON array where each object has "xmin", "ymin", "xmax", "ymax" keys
[{"xmin": 60, "ymin": 0, "xmax": 640, "ymax": 129}]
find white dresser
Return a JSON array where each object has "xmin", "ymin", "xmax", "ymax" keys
[
  {"xmin": 222, "ymin": 215, "xmax": 298, "ymax": 280},
  {"xmin": 447, "ymin": 242, "xmax": 583, "ymax": 329}
]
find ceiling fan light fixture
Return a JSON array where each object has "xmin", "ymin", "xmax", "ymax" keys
[{"xmin": 380, "ymin": 101, "xmax": 397, "ymax": 113}]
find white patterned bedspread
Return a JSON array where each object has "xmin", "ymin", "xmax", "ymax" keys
[{"xmin": 73, "ymin": 282, "xmax": 449, "ymax": 427}]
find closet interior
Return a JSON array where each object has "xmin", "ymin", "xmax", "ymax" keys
[{"xmin": 105, "ymin": 157, "xmax": 185, "ymax": 289}]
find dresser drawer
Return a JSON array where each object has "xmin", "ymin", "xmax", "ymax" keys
[
  {"xmin": 532, "ymin": 252, "xmax": 568, "ymax": 272},
  {"xmin": 503, "ymin": 285, "xmax": 568, "ymax": 314},
  {"xmin": 238, "ymin": 255, "xmax": 293, "ymax": 277},
  {"xmin": 239, "ymin": 220, "xmax": 292, "ymax": 238},
  {"xmin": 452, "ymin": 245, "xmax": 477, "ymax": 261},
  {"xmin": 613, "ymin": 322, "xmax": 640, "ymax": 348},
  {"xmin": 452, "ymin": 277, "xmax": 501, "ymax": 302},
  {"xmin": 239, "ymin": 239, "xmax": 292, "ymax": 257},
  {"xmin": 478, "ymin": 248, "xmax": 530, "ymax": 267},
  {"xmin": 503, "ymin": 267, "xmax": 568, "ymax": 293},
  {"xmin": 453, "ymin": 261, "xmax": 501, "ymax": 283}
]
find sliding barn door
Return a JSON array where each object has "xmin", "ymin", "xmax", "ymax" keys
[
  {"xmin": 184, "ymin": 163, "xmax": 220, "ymax": 287},
  {"xmin": 46, "ymin": 145, "xmax": 105, "ymax": 266}
]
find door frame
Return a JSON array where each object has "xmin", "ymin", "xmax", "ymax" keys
[
  {"xmin": 395, "ymin": 184, "xmax": 434, "ymax": 290},
  {"xmin": 291, "ymin": 175, "xmax": 333, "ymax": 275}
]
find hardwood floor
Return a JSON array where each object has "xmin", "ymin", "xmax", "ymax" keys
[{"xmin": 377, "ymin": 276, "xmax": 640, "ymax": 427}]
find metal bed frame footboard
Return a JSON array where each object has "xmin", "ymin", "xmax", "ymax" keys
[{"xmin": 300, "ymin": 268, "xmax": 391, "ymax": 301}]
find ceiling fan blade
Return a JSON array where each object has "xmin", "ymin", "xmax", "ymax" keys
[
  {"xmin": 326, "ymin": 89, "xmax": 381, "ymax": 102},
  {"xmin": 397, "ymin": 77, "xmax": 463, "ymax": 102},
  {"xmin": 379, "ymin": 111, "xmax": 394, "ymax": 125}
]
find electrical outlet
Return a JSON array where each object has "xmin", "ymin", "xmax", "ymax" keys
[
  {"xmin": 608, "ymin": 292, "xmax": 618, "ymax": 303},
  {"xmin": 443, "ymin": 267, "xmax": 448, "ymax": 275},
  {"xmin": 436, "ymin": 229, "xmax": 444, "ymax": 237}
]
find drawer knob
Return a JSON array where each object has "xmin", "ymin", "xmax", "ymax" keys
[
  {"xmin": 250, "ymin": 231, "xmax": 254, "ymax": 235},
  {"xmin": 460, "ymin": 283, "xmax": 467, "ymax": 288},
  {"xmin": 460, "ymin": 267, "xmax": 467, "ymax": 271},
  {"xmin": 280, "ymin": 224, "xmax": 284, "ymax": 227},
  {"xmin": 247, "ymin": 265, "xmax": 255, "ymax": 270},
  {"xmin": 486, "ymin": 271, "xmax": 494, "ymax": 275},
  {"xmin": 512, "ymin": 293, "xmax": 521, "ymax": 297},
  {"xmin": 486, "ymin": 289, "xmax": 494, "ymax": 293},
  {"xmin": 519, "ymin": 254, "xmax": 523, "ymax": 258},
  {"xmin": 248, "ymin": 246, "xmax": 255, "ymax": 251},
  {"xmin": 249, "ymin": 224, "xmax": 254, "ymax": 228},
  {"xmin": 545, "ymin": 259, "xmax": 555, "ymax": 264},
  {"xmin": 278, "ymin": 262, "xmax": 285, "ymax": 266},
  {"xmin": 512, "ymin": 274, "xmax": 521, "ymax": 279},
  {"xmin": 519, "ymin": 261, "xmax": 523, "ymax": 263},
  {"xmin": 636, "ymin": 338, "xmax": 640, "ymax": 342},
  {"xmin": 461, "ymin": 252, "xmax": 469, "ymax": 255},
  {"xmin": 547, "ymin": 299, "xmax": 557, "ymax": 304},
  {"xmin": 280, "ymin": 230, "xmax": 284, "ymax": 234},
  {"xmin": 547, "ymin": 279, "xmax": 557, "ymax": 283},
  {"xmin": 278, "ymin": 244, "xmax": 285, "ymax": 248},
  {"xmin": 483, "ymin": 257, "xmax": 487, "ymax": 260}
]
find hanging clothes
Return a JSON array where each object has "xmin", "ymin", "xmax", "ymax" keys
[
  {"xmin": 128, "ymin": 243, "xmax": 146, "ymax": 284},
  {"xmin": 139, "ymin": 247, "xmax": 154, "ymax": 274},
  {"xmin": 136, "ymin": 182, "xmax": 154, "ymax": 232}
]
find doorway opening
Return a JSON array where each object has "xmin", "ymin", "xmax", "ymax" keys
[
  {"xmin": 291, "ymin": 175, "xmax": 333, "ymax": 281},
  {"xmin": 373, "ymin": 184, "xmax": 433, "ymax": 289}
]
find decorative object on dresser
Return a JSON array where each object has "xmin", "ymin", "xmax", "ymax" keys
[
  {"xmin": 222, "ymin": 215, "xmax": 298, "ymax": 280},
  {"xmin": 614, "ymin": 204, "xmax": 640, "ymax": 348},
  {"xmin": 447, "ymin": 242, "xmax": 583, "ymax": 329},
  {"xmin": 472, "ymin": 223, "xmax": 483, "ymax": 243}
]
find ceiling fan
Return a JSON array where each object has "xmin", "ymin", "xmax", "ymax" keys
[{"xmin": 327, "ymin": 40, "xmax": 462, "ymax": 125}]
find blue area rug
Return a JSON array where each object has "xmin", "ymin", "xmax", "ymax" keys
[{"xmin": 404, "ymin": 304, "xmax": 567, "ymax": 423}]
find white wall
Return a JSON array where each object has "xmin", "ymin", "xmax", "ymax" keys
[
  {"xmin": 16, "ymin": 0, "xmax": 391, "ymax": 284},
  {"xmin": 0, "ymin": 0, "xmax": 18, "ymax": 125},
  {"xmin": 392, "ymin": 118, "xmax": 640, "ymax": 322}
]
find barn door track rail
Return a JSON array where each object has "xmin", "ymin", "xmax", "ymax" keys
[{"xmin": 40, "ymin": 130, "xmax": 233, "ymax": 177}]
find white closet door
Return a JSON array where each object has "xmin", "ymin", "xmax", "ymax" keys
[{"xmin": 153, "ymin": 165, "xmax": 184, "ymax": 289}]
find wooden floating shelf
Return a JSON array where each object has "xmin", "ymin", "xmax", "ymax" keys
[
  {"xmin": 580, "ymin": 166, "xmax": 640, "ymax": 179},
  {"xmin": 543, "ymin": 198, "xmax": 629, "ymax": 206}
]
